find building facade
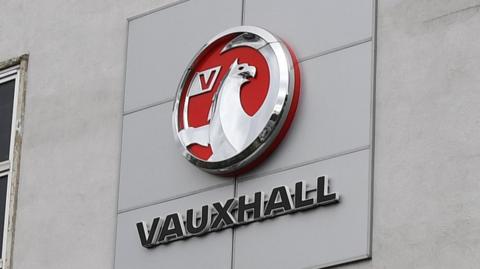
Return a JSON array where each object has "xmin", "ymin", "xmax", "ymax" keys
[{"xmin": 0, "ymin": 0, "xmax": 480, "ymax": 268}]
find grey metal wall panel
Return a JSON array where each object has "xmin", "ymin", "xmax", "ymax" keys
[
  {"xmin": 234, "ymin": 149, "xmax": 371, "ymax": 269},
  {"xmin": 118, "ymin": 103, "xmax": 233, "ymax": 211},
  {"xmin": 118, "ymin": 0, "xmax": 375, "ymax": 268},
  {"xmin": 241, "ymin": 42, "xmax": 372, "ymax": 179},
  {"xmin": 124, "ymin": 0, "xmax": 242, "ymax": 113},
  {"xmin": 244, "ymin": 0, "xmax": 373, "ymax": 59},
  {"xmin": 115, "ymin": 185, "xmax": 234, "ymax": 269}
]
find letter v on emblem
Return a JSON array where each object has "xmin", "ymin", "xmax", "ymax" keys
[
  {"xmin": 200, "ymin": 71, "xmax": 215, "ymax": 90},
  {"xmin": 187, "ymin": 66, "xmax": 221, "ymax": 97}
]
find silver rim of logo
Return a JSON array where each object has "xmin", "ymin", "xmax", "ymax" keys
[{"xmin": 172, "ymin": 26, "xmax": 296, "ymax": 175}]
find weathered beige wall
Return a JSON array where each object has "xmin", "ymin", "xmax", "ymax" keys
[
  {"xmin": 0, "ymin": 1, "xmax": 173, "ymax": 268},
  {"xmin": 343, "ymin": 1, "xmax": 480, "ymax": 268}
]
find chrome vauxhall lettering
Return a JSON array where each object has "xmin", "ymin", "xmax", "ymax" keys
[{"xmin": 136, "ymin": 176, "xmax": 339, "ymax": 248}]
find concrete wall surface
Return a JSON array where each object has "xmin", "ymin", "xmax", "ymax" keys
[
  {"xmin": 0, "ymin": 1, "xmax": 174, "ymax": 269},
  {"xmin": 341, "ymin": 1, "xmax": 480, "ymax": 269},
  {"xmin": 0, "ymin": 0, "xmax": 479, "ymax": 269}
]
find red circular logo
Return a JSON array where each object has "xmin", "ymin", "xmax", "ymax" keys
[{"xmin": 173, "ymin": 26, "xmax": 300, "ymax": 175}]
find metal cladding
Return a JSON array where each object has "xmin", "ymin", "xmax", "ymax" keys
[
  {"xmin": 118, "ymin": 2, "xmax": 375, "ymax": 266},
  {"xmin": 136, "ymin": 176, "xmax": 339, "ymax": 248}
]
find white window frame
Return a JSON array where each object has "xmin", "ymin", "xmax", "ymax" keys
[
  {"xmin": 0, "ymin": 68, "xmax": 20, "ymax": 269},
  {"xmin": 0, "ymin": 55, "xmax": 28, "ymax": 269}
]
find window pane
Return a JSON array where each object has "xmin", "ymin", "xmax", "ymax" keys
[
  {"xmin": 0, "ymin": 79, "xmax": 15, "ymax": 162},
  {"xmin": 0, "ymin": 175, "xmax": 7, "ymax": 254}
]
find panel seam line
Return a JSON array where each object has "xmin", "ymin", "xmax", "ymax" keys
[
  {"xmin": 127, "ymin": 0, "xmax": 191, "ymax": 21},
  {"xmin": 238, "ymin": 145, "xmax": 370, "ymax": 181},
  {"xmin": 118, "ymin": 182, "xmax": 233, "ymax": 214},
  {"xmin": 118, "ymin": 145, "xmax": 370, "ymax": 214},
  {"xmin": 299, "ymin": 37, "xmax": 372, "ymax": 63},
  {"xmin": 123, "ymin": 98, "xmax": 174, "ymax": 115},
  {"xmin": 123, "ymin": 38, "xmax": 372, "ymax": 115}
]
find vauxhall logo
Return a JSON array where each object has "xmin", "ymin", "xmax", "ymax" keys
[
  {"xmin": 172, "ymin": 26, "xmax": 300, "ymax": 175},
  {"xmin": 136, "ymin": 26, "xmax": 340, "ymax": 248}
]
